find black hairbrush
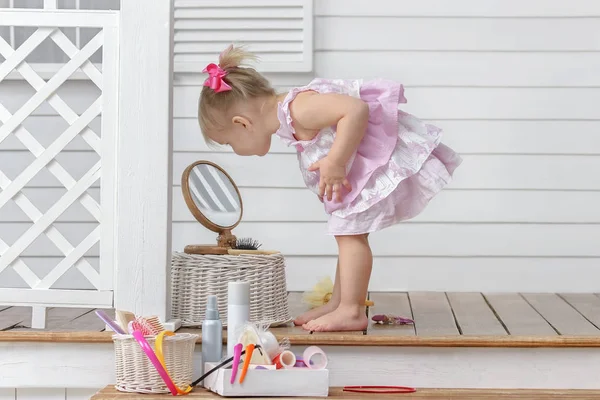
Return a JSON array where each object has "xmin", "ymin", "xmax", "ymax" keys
[
  {"xmin": 227, "ymin": 237, "xmax": 279, "ymax": 255},
  {"xmin": 232, "ymin": 237, "xmax": 262, "ymax": 250}
]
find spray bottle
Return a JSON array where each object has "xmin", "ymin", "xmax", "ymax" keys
[{"xmin": 202, "ymin": 295, "xmax": 223, "ymax": 372}]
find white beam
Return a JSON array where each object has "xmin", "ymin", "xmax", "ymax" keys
[
  {"xmin": 0, "ymin": 288, "xmax": 113, "ymax": 307},
  {"xmin": 115, "ymin": 0, "xmax": 175, "ymax": 326}
]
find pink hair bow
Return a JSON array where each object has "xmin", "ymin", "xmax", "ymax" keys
[{"xmin": 203, "ymin": 63, "xmax": 232, "ymax": 93}]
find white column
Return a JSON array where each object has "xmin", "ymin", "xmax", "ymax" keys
[
  {"xmin": 115, "ymin": 0, "xmax": 178, "ymax": 330},
  {"xmin": 43, "ymin": 0, "xmax": 57, "ymax": 9},
  {"xmin": 31, "ymin": 306, "xmax": 47, "ymax": 329}
]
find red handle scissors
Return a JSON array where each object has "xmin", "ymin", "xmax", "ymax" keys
[{"xmin": 343, "ymin": 385, "xmax": 416, "ymax": 394}]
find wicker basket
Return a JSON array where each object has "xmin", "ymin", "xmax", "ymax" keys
[
  {"xmin": 171, "ymin": 252, "xmax": 291, "ymax": 327},
  {"xmin": 113, "ymin": 333, "xmax": 198, "ymax": 394}
]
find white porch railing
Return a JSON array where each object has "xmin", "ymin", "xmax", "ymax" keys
[{"xmin": 0, "ymin": 9, "xmax": 119, "ymax": 328}]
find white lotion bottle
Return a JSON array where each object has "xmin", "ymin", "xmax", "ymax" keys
[
  {"xmin": 201, "ymin": 295, "xmax": 222, "ymax": 373},
  {"xmin": 227, "ymin": 281, "xmax": 250, "ymax": 357}
]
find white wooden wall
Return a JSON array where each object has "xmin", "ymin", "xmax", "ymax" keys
[
  {"xmin": 2, "ymin": 0, "xmax": 599, "ymax": 294},
  {"xmin": 173, "ymin": 0, "xmax": 600, "ymax": 293}
]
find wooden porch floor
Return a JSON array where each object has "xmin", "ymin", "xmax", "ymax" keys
[{"xmin": 2, "ymin": 292, "xmax": 600, "ymax": 345}]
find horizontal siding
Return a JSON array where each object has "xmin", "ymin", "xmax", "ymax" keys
[
  {"xmin": 286, "ymin": 257, "xmax": 600, "ymax": 293},
  {"xmin": 174, "ymin": 86, "xmax": 600, "ymax": 120},
  {"xmin": 173, "ymin": 222, "xmax": 600, "ymax": 256},
  {"xmin": 2, "ymin": 255, "xmax": 598, "ymax": 292},
  {"xmin": 314, "ymin": 0, "xmax": 600, "ymax": 17},
  {"xmin": 174, "ymin": 119, "xmax": 600, "ymax": 155},
  {"xmin": 4, "ymin": 187, "xmax": 600, "ymax": 223},
  {"xmin": 314, "ymin": 52, "xmax": 600, "ymax": 87},
  {"xmin": 4, "ymin": 221, "xmax": 598, "ymax": 257},
  {"xmin": 173, "ymin": 153, "xmax": 600, "ymax": 190},
  {"xmin": 315, "ymin": 17, "xmax": 600, "ymax": 51},
  {"xmin": 169, "ymin": 1, "xmax": 600, "ymax": 293}
]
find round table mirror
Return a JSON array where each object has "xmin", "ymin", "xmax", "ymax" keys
[{"xmin": 181, "ymin": 161, "xmax": 243, "ymax": 252}]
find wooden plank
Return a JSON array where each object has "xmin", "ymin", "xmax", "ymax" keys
[
  {"xmin": 16, "ymin": 388, "xmax": 65, "ymax": 400},
  {"xmin": 60, "ymin": 308, "xmax": 112, "ymax": 332},
  {"xmin": 287, "ymin": 292, "xmax": 309, "ymax": 320},
  {"xmin": 174, "ymin": 222, "xmax": 600, "ymax": 257},
  {"xmin": 408, "ymin": 292, "xmax": 459, "ymax": 336},
  {"xmin": 281, "ymin": 292, "xmax": 363, "ymax": 336},
  {"xmin": 176, "ymin": 86, "xmax": 600, "ymax": 120},
  {"xmin": 315, "ymin": 52, "xmax": 600, "ymax": 88},
  {"xmin": 11, "ymin": 307, "xmax": 92, "ymax": 331},
  {"xmin": 0, "ymin": 307, "xmax": 31, "ymax": 331},
  {"xmin": 326, "ymin": 257, "xmax": 600, "ymax": 294},
  {"xmin": 174, "ymin": 118, "xmax": 600, "ymax": 155},
  {"xmin": 3, "ymin": 329, "xmax": 600, "ymax": 347},
  {"xmin": 274, "ymin": 292, "xmax": 311, "ymax": 336},
  {"xmin": 92, "ymin": 386, "xmax": 600, "ymax": 399},
  {"xmin": 523, "ymin": 293, "xmax": 600, "ymax": 335},
  {"xmin": 446, "ymin": 293, "xmax": 507, "ymax": 336},
  {"xmin": 315, "ymin": 17, "xmax": 600, "ymax": 51},
  {"xmin": 172, "ymin": 152, "xmax": 600, "ymax": 191},
  {"xmin": 67, "ymin": 388, "xmax": 102, "ymax": 400},
  {"xmin": 484, "ymin": 293, "xmax": 556, "ymax": 336},
  {"xmin": 367, "ymin": 293, "xmax": 415, "ymax": 336},
  {"xmin": 170, "ymin": 189, "xmax": 600, "ymax": 224},
  {"xmin": 315, "ymin": 0, "xmax": 600, "ymax": 17},
  {"xmin": 560, "ymin": 293, "xmax": 600, "ymax": 329}
]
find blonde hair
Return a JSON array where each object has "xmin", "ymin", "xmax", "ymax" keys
[{"xmin": 198, "ymin": 45, "xmax": 275, "ymax": 143}]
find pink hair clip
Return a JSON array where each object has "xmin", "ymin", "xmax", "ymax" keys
[{"xmin": 203, "ymin": 63, "xmax": 232, "ymax": 93}]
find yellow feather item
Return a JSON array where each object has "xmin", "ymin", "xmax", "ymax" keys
[{"xmin": 302, "ymin": 276, "xmax": 374, "ymax": 308}]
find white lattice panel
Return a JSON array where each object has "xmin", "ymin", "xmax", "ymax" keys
[{"xmin": 0, "ymin": 9, "xmax": 118, "ymax": 312}]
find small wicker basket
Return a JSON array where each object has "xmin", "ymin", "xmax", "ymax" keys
[
  {"xmin": 113, "ymin": 332, "xmax": 198, "ymax": 394},
  {"xmin": 171, "ymin": 252, "xmax": 291, "ymax": 327}
]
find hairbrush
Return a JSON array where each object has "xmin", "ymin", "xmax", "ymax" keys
[
  {"xmin": 128, "ymin": 318, "xmax": 156, "ymax": 336},
  {"xmin": 233, "ymin": 237, "xmax": 262, "ymax": 250}
]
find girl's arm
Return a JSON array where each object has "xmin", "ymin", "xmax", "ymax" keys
[{"xmin": 290, "ymin": 92, "xmax": 369, "ymax": 202}]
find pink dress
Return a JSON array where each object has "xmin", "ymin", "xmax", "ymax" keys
[{"xmin": 275, "ymin": 78, "xmax": 462, "ymax": 235}]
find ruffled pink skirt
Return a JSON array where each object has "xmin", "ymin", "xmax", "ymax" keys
[{"xmin": 327, "ymin": 111, "xmax": 462, "ymax": 235}]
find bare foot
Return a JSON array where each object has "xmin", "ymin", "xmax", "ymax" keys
[
  {"xmin": 302, "ymin": 305, "xmax": 368, "ymax": 332},
  {"xmin": 293, "ymin": 301, "xmax": 338, "ymax": 326}
]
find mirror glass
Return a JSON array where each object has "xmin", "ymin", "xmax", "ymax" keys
[{"xmin": 186, "ymin": 163, "xmax": 242, "ymax": 228}]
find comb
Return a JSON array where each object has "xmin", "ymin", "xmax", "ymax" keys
[{"xmin": 143, "ymin": 316, "xmax": 165, "ymax": 335}]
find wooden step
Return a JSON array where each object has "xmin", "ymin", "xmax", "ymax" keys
[
  {"xmin": 2, "ymin": 292, "xmax": 600, "ymax": 348},
  {"xmin": 91, "ymin": 386, "xmax": 600, "ymax": 399}
]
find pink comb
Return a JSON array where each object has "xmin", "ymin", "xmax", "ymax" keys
[
  {"xmin": 143, "ymin": 316, "xmax": 164, "ymax": 335},
  {"xmin": 128, "ymin": 318, "xmax": 154, "ymax": 336}
]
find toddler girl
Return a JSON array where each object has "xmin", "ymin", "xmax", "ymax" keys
[{"xmin": 198, "ymin": 46, "xmax": 462, "ymax": 332}]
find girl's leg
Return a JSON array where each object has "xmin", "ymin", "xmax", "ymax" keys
[
  {"xmin": 303, "ymin": 234, "xmax": 371, "ymax": 332},
  {"xmin": 293, "ymin": 260, "xmax": 341, "ymax": 325}
]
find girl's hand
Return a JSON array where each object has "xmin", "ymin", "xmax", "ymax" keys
[{"xmin": 309, "ymin": 157, "xmax": 352, "ymax": 203}]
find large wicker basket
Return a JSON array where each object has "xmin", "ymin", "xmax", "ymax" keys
[
  {"xmin": 171, "ymin": 252, "xmax": 291, "ymax": 327},
  {"xmin": 113, "ymin": 333, "xmax": 198, "ymax": 394}
]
